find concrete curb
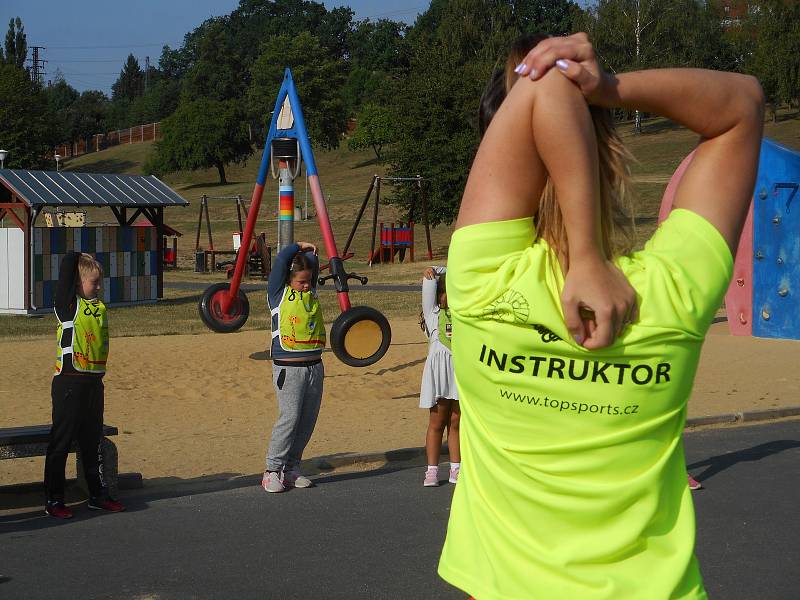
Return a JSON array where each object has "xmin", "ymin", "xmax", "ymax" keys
[
  {"xmin": 311, "ymin": 405, "xmax": 800, "ymax": 472},
  {"xmin": 685, "ymin": 405, "xmax": 800, "ymax": 428}
]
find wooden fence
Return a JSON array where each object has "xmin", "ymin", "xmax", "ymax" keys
[{"xmin": 55, "ymin": 122, "xmax": 161, "ymax": 158}]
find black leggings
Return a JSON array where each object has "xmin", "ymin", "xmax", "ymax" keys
[{"xmin": 44, "ymin": 375, "xmax": 106, "ymax": 501}]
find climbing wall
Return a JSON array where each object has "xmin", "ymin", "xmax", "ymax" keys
[{"xmin": 752, "ymin": 139, "xmax": 800, "ymax": 339}]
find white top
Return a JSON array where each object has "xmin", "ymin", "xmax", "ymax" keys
[{"xmin": 419, "ymin": 266, "xmax": 458, "ymax": 407}]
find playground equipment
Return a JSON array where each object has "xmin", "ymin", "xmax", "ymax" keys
[
  {"xmin": 341, "ymin": 175, "xmax": 433, "ymax": 266},
  {"xmin": 193, "ymin": 194, "xmax": 270, "ymax": 278},
  {"xmin": 659, "ymin": 138, "xmax": 800, "ymax": 340},
  {"xmin": 198, "ymin": 68, "xmax": 391, "ymax": 367}
]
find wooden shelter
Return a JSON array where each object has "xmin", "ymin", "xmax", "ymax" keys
[{"xmin": 0, "ymin": 169, "xmax": 188, "ymax": 314}]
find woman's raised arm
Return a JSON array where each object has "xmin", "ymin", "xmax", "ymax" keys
[{"xmin": 519, "ymin": 33, "xmax": 765, "ymax": 253}]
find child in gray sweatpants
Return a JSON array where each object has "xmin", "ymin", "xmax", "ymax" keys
[{"xmin": 262, "ymin": 241, "xmax": 327, "ymax": 493}]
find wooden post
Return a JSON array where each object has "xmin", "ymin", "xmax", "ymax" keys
[
  {"xmin": 23, "ymin": 204, "xmax": 31, "ymax": 310},
  {"xmin": 204, "ymin": 198, "xmax": 214, "ymax": 251},
  {"xmin": 410, "ymin": 220, "xmax": 415, "ymax": 262},
  {"xmin": 236, "ymin": 195, "xmax": 244, "ymax": 235},
  {"xmin": 419, "ymin": 177, "xmax": 433, "ymax": 260},
  {"xmin": 369, "ymin": 178, "xmax": 381, "ymax": 265},
  {"xmin": 195, "ymin": 195, "xmax": 205, "ymax": 251},
  {"xmin": 155, "ymin": 208, "xmax": 164, "ymax": 299},
  {"xmin": 342, "ymin": 175, "xmax": 376, "ymax": 258}
]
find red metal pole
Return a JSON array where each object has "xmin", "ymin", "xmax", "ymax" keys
[{"xmin": 220, "ymin": 182, "xmax": 266, "ymax": 313}]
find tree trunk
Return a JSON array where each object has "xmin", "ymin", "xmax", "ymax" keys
[{"xmin": 216, "ymin": 162, "xmax": 227, "ymax": 184}]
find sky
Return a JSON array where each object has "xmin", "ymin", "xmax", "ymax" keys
[{"xmin": 1, "ymin": 0, "xmax": 430, "ymax": 94}]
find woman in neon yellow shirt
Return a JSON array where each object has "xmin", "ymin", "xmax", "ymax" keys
[{"xmin": 438, "ymin": 33, "xmax": 764, "ymax": 600}]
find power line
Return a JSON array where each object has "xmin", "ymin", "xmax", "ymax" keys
[
  {"xmin": 363, "ymin": 6, "xmax": 426, "ymax": 19},
  {"xmin": 43, "ymin": 43, "xmax": 164, "ymax": 50}
]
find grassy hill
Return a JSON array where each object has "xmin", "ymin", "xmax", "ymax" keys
[{"xmin": 61, "ymin": 115, "xmax": 800, "ymax": 279}]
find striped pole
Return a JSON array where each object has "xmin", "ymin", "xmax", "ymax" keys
[{"xmin": 278, "ymin": 159, "xmax": 295, "ymax": 252}]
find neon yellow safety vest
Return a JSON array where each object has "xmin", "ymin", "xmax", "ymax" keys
[
  {"xmin": 55, "ymin": 297, "xmax": 109, "ymax": 375},
  {"xmin": 437, "ymin": 309, "xmax": 452, "ymax": 350},
  {"xmin": 271, "ymin": 286, "xmax": 326, "ymax": 352}
]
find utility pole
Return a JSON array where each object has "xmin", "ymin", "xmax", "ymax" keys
[
  {"xmin": 144, "ymin": 56, "xmax": 150, "ymax": 92},
  {"xmin": 30, "ymin": 46, "xmax": 47, "ymax": 84}
]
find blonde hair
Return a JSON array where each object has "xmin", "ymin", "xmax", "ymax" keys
[
  {"xmin": 483, "ymin": 34, "xmax": 636, "ymax": 264},
  {"xmin": 78, "ymin": 253, "xmax": 103, "ymax": 279}
]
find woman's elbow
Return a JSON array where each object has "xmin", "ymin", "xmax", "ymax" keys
[{"xmin": 738, "ymin": 74, "xmax": 766, "ymax": 126}]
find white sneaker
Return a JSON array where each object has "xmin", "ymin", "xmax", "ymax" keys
[
  {"xmin": 449, "ymin": 467, "xmax": 460, "ymax": 484},
  {"xmin": 261, "ymin": 471, "xmax": 285, "ymax": 493},
  {"xmin": 424, "ymin": 467, "xmax": 439, "ymax": 487},
  {"xmin": 283, "ymin": 467, "xmax": 313, "ymax": 488}
]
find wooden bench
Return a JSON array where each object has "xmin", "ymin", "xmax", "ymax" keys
[{"xmin": 0, "ymin": 424, "xmax": 120, "ymax": 497}]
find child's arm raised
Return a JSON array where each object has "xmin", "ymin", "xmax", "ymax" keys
[{"xmin": 519, "ymin": 33, "xmax": 765, "ymax": 253}]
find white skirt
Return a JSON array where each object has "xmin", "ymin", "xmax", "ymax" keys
[{"xmin": 419, "ymin": 342, "xmax": 458, "ymax": 408}]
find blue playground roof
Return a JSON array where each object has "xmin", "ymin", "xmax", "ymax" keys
[{"xmin": 0, "ymin": 169, "xmax": 189, "ymax": 208}]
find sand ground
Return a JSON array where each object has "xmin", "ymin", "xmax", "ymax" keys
[{"xmin": 2, "ymin": 319, "xmax": 799, "ymax": 489}]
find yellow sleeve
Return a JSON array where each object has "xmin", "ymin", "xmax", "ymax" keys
[
  {"xmin": 622, "ymin": 208, "xmax": 734, "ymax": 336},
  {"xmin": 447, "ymin": 217, "xmax": 540, "ymax": 314}
]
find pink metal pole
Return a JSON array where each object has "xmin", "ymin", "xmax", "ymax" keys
[{"xmin": 308, "ymin": 175, "xmax": 350, "ymax": 312}]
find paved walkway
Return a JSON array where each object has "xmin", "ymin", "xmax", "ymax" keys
[{"xmin": 2, "ymin": 420, "xmax": 798, "ymax": 599}]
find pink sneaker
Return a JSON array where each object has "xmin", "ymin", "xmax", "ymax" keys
[
  {"xmin": 423, "ymin": 467, "xmax": 439, "ymax": 487},
  {"xmin": 449, "ymin": 467, "xmax": 459, "ymax": 484},
  {"xmin": 687, "ymin": 473, "xmax": 703, "ymax": 490}
]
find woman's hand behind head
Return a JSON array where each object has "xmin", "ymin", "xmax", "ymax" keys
[{"xmin": 514, "ymin": 33, "xmax": 613, "ymax": 107}]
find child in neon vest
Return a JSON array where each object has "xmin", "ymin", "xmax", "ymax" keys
[
  {"xmin": 262, "ymin": 241, "xmax": 326, "ymax": 493},
  {"xmin": 419, "ymin": 266, "xmax": 460, "ymax": 487},
  {"xmin": 45, "ymin": 252, "xmax": 125, "ymax": 519},
  {"xmin": 437, "ymin": 33, "xmax": 764, "ymax": 599}
]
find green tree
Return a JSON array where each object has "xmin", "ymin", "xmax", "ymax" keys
[
  {"xmin": 589, "ymin": 0, "xmax": 733, "ymax": 130},
  {"xmin": 44, "ymin": 76, "xmax": 80, "ymax": 144},
  {"xmin": 347, "ymin": 104, "xmax": 397, "ymax": 161},
  {"xmin": 145, "ymin": 98, "xmax": 252, "ymax": 184},
  {"xmin": 3, "ymin": 17, "xmax": 27, "ymax": 70},
  {"xmin": 388, "ymin": 0, "xmax": 521, "ymax": 225},
  {"xmin": 344, "ymin": 19, "xmax": 409, "ymax": 110},
  {"xmin": 112, "ymin": 54, "xmax": 144, "ymax": 102},
  {"xmin": 750, "ymin": 0, "xmax": 800, "ymax": 111},
  {"xmin": 181, "ymin": 19, "xmax": 246, "ymax": 102},
  {"xmin": 247, "ymin": 32, "xmax": 348, "ymax": 149},
  {"xmin": 0, "ymin": 63, "xmax": 51, "ymax": 168}
]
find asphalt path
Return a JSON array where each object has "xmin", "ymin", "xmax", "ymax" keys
[{"xmin": 1, "ymin": 420, "xmax": 798, "ymax": 599}]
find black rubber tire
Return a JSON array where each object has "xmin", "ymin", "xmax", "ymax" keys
[
  {"xmin": 329, "ymin": 306, "xmax": 392, "ymax": 367},
  {"xmin": 198, "ymin": 282, "xmax": 250, "ymax": 333}
]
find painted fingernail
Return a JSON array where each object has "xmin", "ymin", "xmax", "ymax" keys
[
  {"xmin": 573, "ymin": 333, "xmax": 584, "ymax": 345},
  {"xmin": 514, "ymin": 62, "xmax": 526, "ymax": 74},
  {"xmin": 556, "ymin": 59, "xmax": 569, "ymax": 71},
  {"xmin": 528, "ymin": 68, "xmax": 538, "ymax": 80}
]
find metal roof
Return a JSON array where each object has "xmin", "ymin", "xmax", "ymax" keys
[{"xmin": 0, "ymin": 169, "xmax": 189, "ymax": 208}]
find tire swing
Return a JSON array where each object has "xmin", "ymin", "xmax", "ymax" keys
[
  {"xmin": 198, "ymin": 282, "xmax": 249, "ymax": 333},
  {"xmin": 198, "ymin": 68, "xmax": 391, "ymax": 367}
]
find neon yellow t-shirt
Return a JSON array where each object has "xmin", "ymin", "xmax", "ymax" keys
[{"xmin": 438, "ymin": 209, "xmax": 732, "ymax": 600}]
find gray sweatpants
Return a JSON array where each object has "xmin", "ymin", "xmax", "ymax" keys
[{"xmin": 266, "ymin": 361, "xmax": 324, "ymax": 472}]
